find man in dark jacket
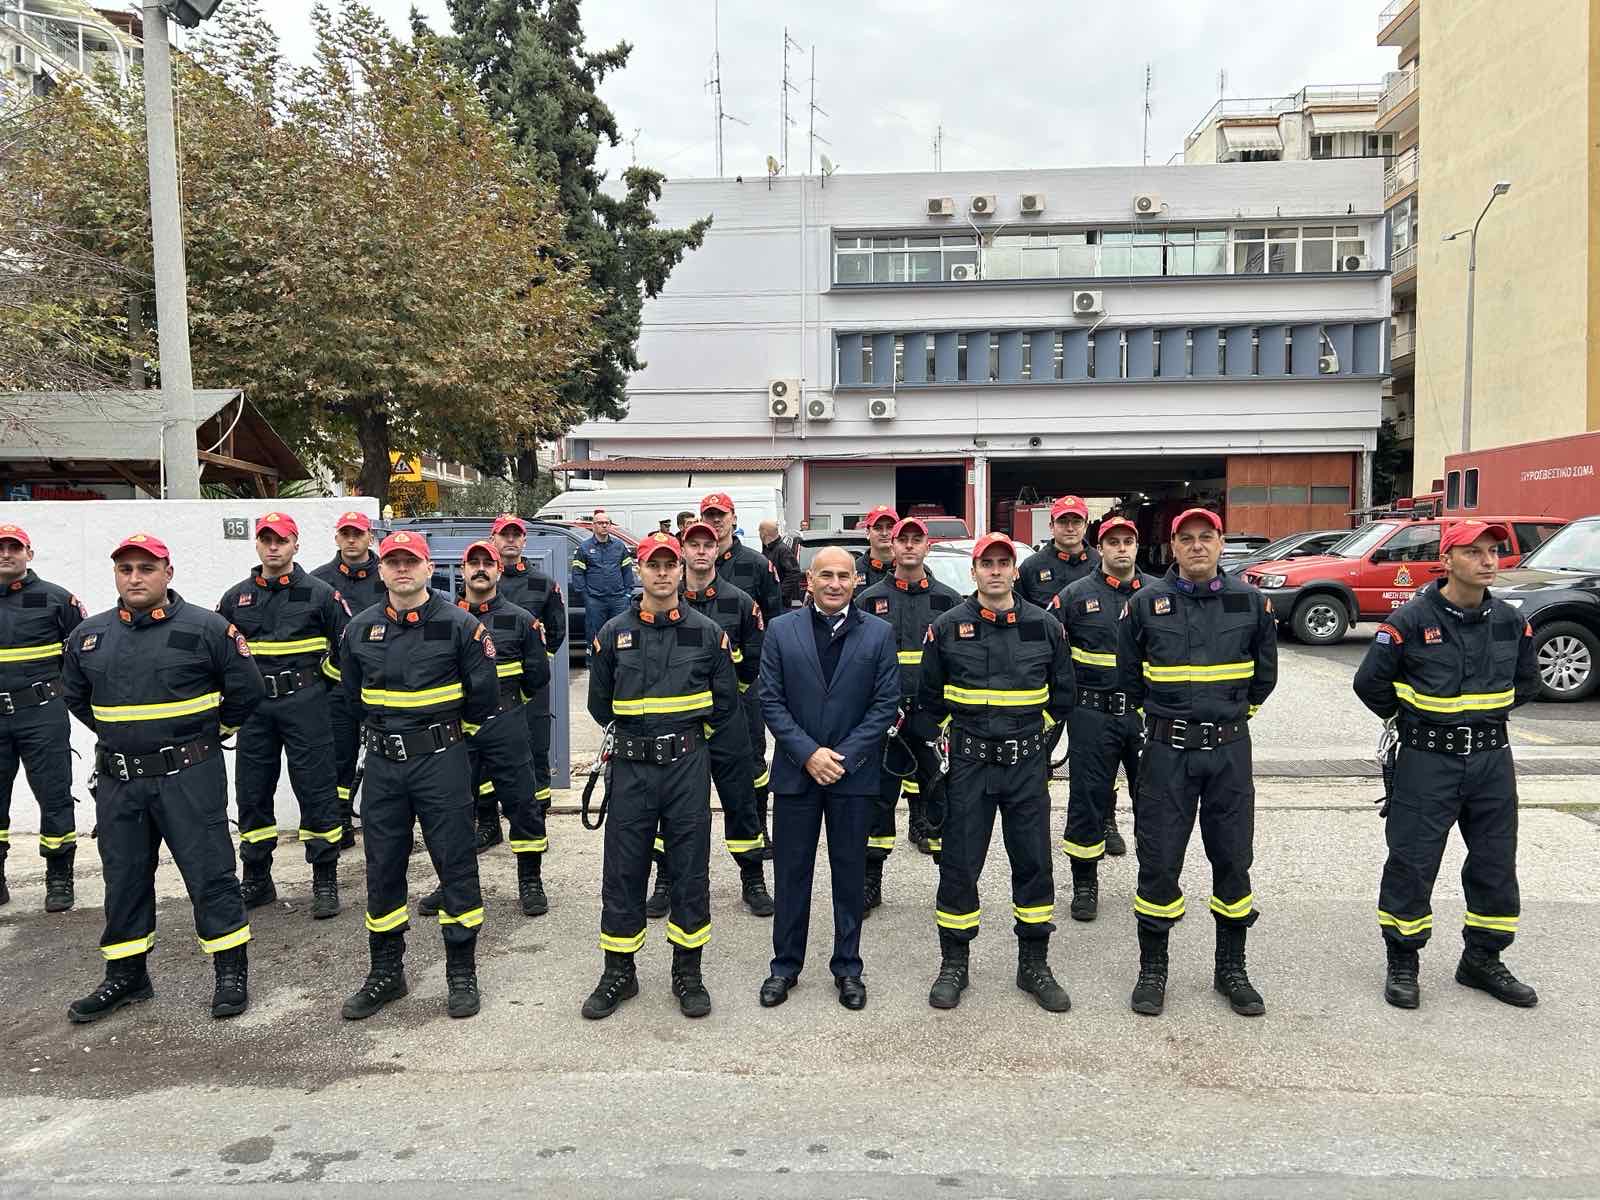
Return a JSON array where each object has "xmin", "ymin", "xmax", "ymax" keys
[{"xmin": 759, "ymin": 519, "xmax": 803, "ymax": 608}]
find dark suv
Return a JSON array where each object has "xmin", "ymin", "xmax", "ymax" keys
[{"xmin": 1490, "ymin": 515, "xmax": 1600, "ymax": 702}]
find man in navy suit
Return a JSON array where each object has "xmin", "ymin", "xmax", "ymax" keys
[{"xmin": 757, "ymin": 547, "xmax": 900, "ymax": 1010}]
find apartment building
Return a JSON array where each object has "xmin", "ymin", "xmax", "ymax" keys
[
  {"xmin": 1181, "ymin": 84, "xmax": 1392, "ymax": 167},
  {"xmin": 1377, "ymin": 0, "xmax": 1420, "ymax": 488},
  {"xmin": 0, "ymin": 0, "xmax": 139, "ymax": 100}
]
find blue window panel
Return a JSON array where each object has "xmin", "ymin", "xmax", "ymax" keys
[
  {"xmin": 837, "ymin": 334, "xmax": 862, "ymax": 386},
  {"xmin": 1224, "ymin": 326, "xmax": 1254, "ymax": 376},
  {"xmin": 997, "ymin": 331, "xmax": 1024, "ymax": 382},
  {"xmin": 872, "ymin": 333, "xmax": 895, "ymax": 386},
  {"xmin": 1354, "ymin": 320, "xmax": 1382, "ymax": 374},
  {"xmin": 901, "ymin": 332, "xmax": 927, "ymax": 384},
  {"xmin": 1062, "ymin": 330, "xmax": 1089, "ymax": 380},
  {"xmin": 934, "ymin": 331, "xmax": 960, "ymax": 382},
  {"xmin": 1290, "ymin": 324, "xmax": 1321, "ymax": 376},
  {"xmin": 1028, "ymin": 331, "xmax": 1056, "ymax": 380},
  {"xmin": 1325, "ymin": 323, "xmax": 1354, "ymax": 375},
  {"xmin": 1125, "ymin": 328, "xmax": 1154, "ymax": 379},
  {"xmin": 1191, "ymin": 326, "xmax": 1220, "ymax": 377},
  {"xmin": 1257, "ymin": 325, "xmax": 1288, "ymax": 377},
  {"xmin": 1159, "ymin": 328, "xmax": 1187, "ymax": 378}
]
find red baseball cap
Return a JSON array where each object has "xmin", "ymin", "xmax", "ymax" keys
[
  {"xmin": 335, "ymin": 510, "xmax": 371, "ymax": 533},
  {"xmin": 377, "ymin": 530, "xmax": 431, "ymax": 560},
  {"xmin": 680, "ymin": 521, "xmax": 719, "ymax": 544},
  {"xmin": 0, "ymin": 522, "xmax": 31, "ymax": 548},
  {"xmin": 699, "ymin": 492, "xmax": 735, "ymax": 515},
  {"xmin": 490, "ymin": 513, "xmax": 527, "ymax": 536},
  {"xmin": 864, "ymin": 504, "xmax": 899, "ymax": 529},
  {"xmin": 891, "ymin": 516, "xmax": 928, "ymax": 539},
  {"xmin": 112, "ymin": 532, "xmax": 171, "ymax": 561},
  {"xmin": 1170, "ymin": 507, "xmax": 1223, "ymax": 537},
  {"xmin": 639, "ymin": 534, "xmax": 683, "ymax": 563},
  {"xmin": 1441, "ymin": 520, "xmax": 1511, "ymax": 555},
  {"xmin": 971, "ymin": 532, "xmax": 1018, "ymax": 561},
  {"xmin": 462, "ymin": 539, "xmax": 501, "ymax": 565},
  {"xmin": 255, "ymin": 511, "xmax": 298, "ymax": 539},
  {"xmin": 1097, "ymin": 516, "xmax": 1139, "ymax": 542},
  {"xmin": 1050, "ymin": 495, "xmax": 1089, "ymax": 521}
]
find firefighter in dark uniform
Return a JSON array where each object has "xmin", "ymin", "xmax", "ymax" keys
[
  {"xmin": 61, "ymin": 533, "xmax": 265, "ymax": 1022},
  {"xmin": 856, "ymin": 517, "xmax": 960, "ymax": 905},
  {"xmin": 1048, "ymin": 516, "xmax": 1152, "ymax": 919},
  {"xmin": 1353, "ymin": 519, "xmax": 1541, "ymax": 1010},
  {"xmin": 490, "ymin": 514, "xmax": 566, "ymax": 846},
  {"xmin": 914, "ymin": 533, "xmax": 1076, "ymax": 1013},
  {"xmin": 0, "ymin": 523, "xmax": 86, "ymax": 912},
  {"xmin": 311, "ymin": 510, "xmax": 385, "ymax": 847},
  {"xmin": 642, "ymin": 522, "xmax": 773, "ymax": 918},
  {"xmin": 581, "ymin": 534, "xmax": 740, "ymax": 1021},
  {"xmin": 1018, "ymin": 495, "xmax": 1101, "ymax": 608},
  {"xmin": 338, "ymin": 530, "xmax": 500, "ymax": 1021},
  {"xmin": 853, "ymin": 504, "xmax": 899, "ymax": 596},
  {"xmin": 1118, "ymin": 508, "xmax": 1277, "ymax": 1018},
  {"xmin": 418, "ymin": 540, "xmax": 553, "ymax": 917},
  {"xmin": 701, "ymin": 492, "xmax": 783, "ymax": 855},
  {"xmin": 218, "ymin": 512, "xmax": 351, "ymax": 920}
]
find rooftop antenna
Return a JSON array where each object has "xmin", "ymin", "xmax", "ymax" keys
[
  {"xmin": 807, "ymin": 44, "xmax": 830, "ymax": 175},
  {"xmin": 932, "ymin": 123, "xmax": 944, "ymax": 172},
  {"xmin": 1218, "ymin": 68, "xmax": 1228, "ymax": 99},
  {"xmin": 705, "ymin": 0, "xmax": 747, "ymax": 177},
  {"xmin": 1142, "ymin": 63, "xmax": 1153, "ymax": 166},
  {"xmin": 629, "ymin": 127, "xmax": 641, "ymax": 166},
  {"xmin": 780, "ymin": 27, "xmax": 805, "ymax": 173}
]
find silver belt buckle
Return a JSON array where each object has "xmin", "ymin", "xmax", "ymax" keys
[
  {"xmin": 1455, "ymin": 724, "xmax": 1474, "ymax": 756},
  {"xmin": 0, "ymin": 692, "xmax": 13, "ymax": 716},
  {"xmin": 1109, "ymin": 692, "xmax": 1127, "ymax": 716},
  {"xmin": 1000, "ymin": 738, "xmax": 1020, "ymax": 766},
  {"xmin": 111, "ymin": 751, "xmax": 131, "ymax": 781},
  {"xmin": 1169, "ymin": 718, "xmax": 1188, "ymax": 745},
  {"xmin": 1196, "ymin": 721, "xmax": 1217, "ymax": 750},
  {"xmin": 386, "ymin": 734, "xmax": 408, "ymax": 762}
]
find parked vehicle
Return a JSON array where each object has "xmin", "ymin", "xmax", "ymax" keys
[
  {"xmin": 1225, "ymin": 528, "xmax": 1353, "ymax": 573},
  {"xmin": 1242, "ymin": 514, "xmax": 1568, "ymax": 645},
  {"xmin": 1219, "ymin": 533, "xmax": 1272, "ymax": 564},
  {"xmin": 1441, "ymin": 431, "xmax": 1600, "ymax": 520},
  {"xmin": 795, "ymin": 529, "xmax": 869, "ymax": 575},
  {"xmin": 1492, "ymin": 515, "xmax": 1600, "ymax": 701}
]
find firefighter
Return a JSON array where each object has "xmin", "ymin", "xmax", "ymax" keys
[
  {"xmin": 914, "ymin": 533, "xmax": 1075, "ymax": 1013},
  {"xmin": 854, "ymin": 505, "xmax": 899, "ymax": 596},
  {"xmin": 856, "ymin": 517, "xmax": 960, "ymax": 904},
  {"xmin": 338, "ymin": 530, "xmax": 500, "ymax": 1021},
  {"xmin": 61, "ymin": 533, "xmax": 265, "ymax": 1022},
  {"xmin": 1018, "ymin": 496, "xmax": 1101, "ymax": 608},
  {"xmin": 701, "ymin": 492, "xmax": 783, "ymax": 855},
  {"xmin": 489, "ymin": 514, "xmax": 566, "ymax": 847},
  {"xmin": 312, "ymin": 510, "xmax": 385, "ymax": 848},
  {"xmin": 581, "ymin": 535, "xmax": 740, "ymax": 1021},
  {"xmin": 0, "ymin": 523, "xmax": 86, "ymax": 912},
  {"xmin": 572, "ymin": 509, "xmax": 636, "ymax": 661},
  {"xmin": 218, "ymin": 512, "xmax": 351, "ymax": 920},
  {"xmin": 1118, "ymin": 508, "xmax": 1277, "ymax": 1018},
  {"xmin": 1048, "ymin": 516, "xmax": 1151, "ymax": 918},
  {"xmin": 419, "ymin": 540, "xmax": 552, "ymax": 917},
  {"xmin": 643, "ymin": 520, "xmax": 774, "ymax": 918},
  {"xmin": 1353, "ymin": 520, "xmax": 1541, "ymax": 1010}
]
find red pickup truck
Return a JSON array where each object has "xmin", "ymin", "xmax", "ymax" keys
[{"xmin": 1241, "ymin": 514, "xmax": 1567, "ymax": 644}]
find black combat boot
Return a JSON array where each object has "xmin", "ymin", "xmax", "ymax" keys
[
  {"xmin": 1456, "ymin": 945, "xmax": 1538, "ymax": 1008},
  {"xmin": 581, "ymin": 950, "xmax": 639, "ymax": 1020},
  {"xmin": 445, "ymin": 937, "xmax": 481, "ymax": 1018},
  {"xmin": 1069, "ymin": 858, "xmax": 1098, "ymax": 922},
  {"xmin": 310, "ymin": 859, "xmax": 340, "ymax": 920},
  {"xmin": 44, "ymin": 848, "xmax": 75, "ymax": 912},
  {"xmin": 240, "ymin": 859, "xmax": 276, "ymax": 910},
  {"xmin": 1102, "ymin": 795, "xmax": 1127, "ymax": 857},
  {"xmin": 1016, "ymin": 937, "xmax": 1072, "ymax": 1012},
  {"xmin": 928, "ymin": 932, "xmax": 970, "ymax": 1010},
  {"xmin": 740, "ymin": 859, "xmax": 774, "ymax": 917},
  {"xmin": 68, "ymin": 953, "xmax": 154, "ymax": 1024},
  {"xmin": 341, "ymin": 931, "xmax": 408, "ymax": 1020},
  {"xmin": 1384, "ymin": 941, "xmax": 1421, "ymax": 1009},
  {"xmin": 1214, "ymin": 923, "xmax": 1266, "ymax": 1016},
  {"xmin": 671, "ymin": 945, "xmax": 712, "ymax": 1018},
  {"xmin": 419, "ymin": 886, "xmax": 443, "ymax": 916},
  {"xmin": 211, "ymin": 944, "xmax": 249, "ymax": 1018},
  {"xmin": 906, "ymin": 797, "xmax": 929, "ymax": 849},
  {"xmin": 1131, "ymin": 926, "xmax": 1168, "ymax": 1016},
  {"xmin": 339, "ymin": 797, "xmax": 357, "ymax": 850},
  {"xmin": 0, "ymin": 852, "xmax": 9, "ymax": 906},
  {"xmin": 517, "ymin": 852, "xmax": 549, "ymax": 917},
  {"xmin": 863, "ymin": 857, "xmax": 884, "ymax": 914},
  {"xmin": 645, "ymin": 863, "xmax": 672, "ymax": 919},
  {"xmin": 474, "ymin": 800, "xmax": 502, "ymax": 853}
]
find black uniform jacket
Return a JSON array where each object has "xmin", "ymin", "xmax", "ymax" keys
[
  {"xmin": 1049, "ymin": 569, "xmax": 1156, "ymax": 691},
  {"xmin": 587, "ymin": 600, "xmax": 740, "ymax": 738},
  {"xmin": 217, "ymin": 564, "xmax": 349, "ymax": 685},
  {"xmin": 714, "ymin": 538, "xmax": 783, "ymax": 628},
  {"xmin": 681, "ymin": 579, "xmax": 764, "ymax": 693},
  {"xmin": 312, "ymin": 552, "xmax": 386, "ymax": 613},
  {"xmin": 856, "ymin": 573, "xmax": 961, "ymax": 702},
  {"xmin": 1, "ymin": 570, "xmax": 85, "ymax": 693},
  {"xmin": 499, "ymin": 559, "xmax": 567, "ymax": 657},
  {"xmin": 340, "ymin": 591, "xmax": 499, "ymax": 734},
  {"xmin": 852, "ymin": 551, "xmax": 891, "ymax": 597},
  {"xmin": 454, "ymin": 591, "xmax": 551, "ymax": 711},
  {"xmin": 1018, "ymin": 544, "xmax": 1100, "ymax": 608}
]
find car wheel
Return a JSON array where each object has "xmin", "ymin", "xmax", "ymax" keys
[
  {"xmin": 1291, "ymin": 595, "xmax": 1348, "ymax": 645},
  {"xmin": 1532, "ymin": 621, "xmax": 1599, "ymax": 702}
]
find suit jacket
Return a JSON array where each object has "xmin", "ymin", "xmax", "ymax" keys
[{"xmin": 759, "ymin": 604, "xmax": 901, "ymax": 797}]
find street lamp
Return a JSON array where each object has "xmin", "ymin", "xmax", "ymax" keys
[{"xmin": 1441, "ymin": 180, "xmax": 1512, "ymax": 453}]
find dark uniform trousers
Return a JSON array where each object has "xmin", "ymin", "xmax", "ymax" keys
[
  {"xmin": 1063, "ymin": 707, "xmax": 1141, "ymax": 861},
  {"xmin": 1, "ymin": 701, "xmax": 77, "ymax": 861},
  {"xmin": 311, "ymin": 553, "xmax": 387, "ymax": 817},
  {"xmin": 472, "ymin": 712, "xmax": 546, "ymax": 856},
  {"xmin": 655, "ymin": 716, "xmax": 761, "ymax": 864},
  {"xmin": 236, "ymin": 684, "xmax": 343, "ymax": 867},
  {"xmin": 937, "ymin": 749, "xmax": 1055, "ymax": 943},
  {"xmin": 871, "ymin": 731, "xmax": 944, "ymax": 859},
  {"xmin": 604, "ymin": 747, "xmax": 713, "ymax": 954},
  {"xmin": 328, "ymin": 690, "xmax": 361, "ymax": 810},
  {"xmin": 524, "ymin": 690, "xmax": 554, "ymax": 815}
]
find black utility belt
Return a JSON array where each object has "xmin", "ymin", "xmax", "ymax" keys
[
  {"xmin": 613, "ymin": 728, "xmax": 703, "ymax": 765},
  {"xmin": 1400, "ymin": 720, "xmax": 1508, "ymax": 757},
  {"xmin": 261, "ymin": 667, "xmax": 319, "ymax": 699},
  {"xmin": 98, "ymin": 737, "xmax": 220, "ymax": 781},
  {"xmin": 495, "ymin": 682, "xmax": 524, "ymax": 714},
  {"xmin": 0, "ymin": 678, "xmax": 61, "ymax": 715},
  {"xmin": 362, "ymin": 720, "xmax": 463, "ymax": 761},
  {"xmin": 1146, "ymin": 717, "xmax": 1248, "ymax": 751},
  {"xmin": 952, "ymin": 729, "xmax": 1046, "ymax": 767},
  {"xmin": 1076, "ymin": 686, "xmax": 1130, "ymax": 716}
]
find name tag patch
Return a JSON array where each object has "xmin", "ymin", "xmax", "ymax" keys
[{"xmin": 1153, "ymin": 597, "xmax": 1172, "ymax": 615}]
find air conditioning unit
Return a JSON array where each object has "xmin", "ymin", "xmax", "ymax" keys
[
  {"xmin": 1318, "ymin": 354, "xmax": 1340, "ymax": 375},
  {"xmin": 1019, "ymin": 192, "xmax": 1046, "ymax": 214},
  {"xmin": 13, "ymin": 45, "xmax": 37, "ymax": 73},
  {"xmin": 950, "ymin": 263, "xmax": 980, "ymax": 282},
  {"xmin": 767, "ymin": 378, "xmax": 799, "ymax": 419},
  {"xmin": 926, "ymin": 197, "xmax": 955, "ymax": 217},
  {"xmin": 1343, "ymin": 254, "xmax": 1373, "ymax": 271},
  {"xmin": 867, "ymin": 397, "xmax": 896, "ymax": 420},
  {"xmin": 806, "ymin": 396, "xmax": 835, "ymax": 421},
  {"xmin": 1132, "ymin": 192, "xmax": 1162, "ymax": 217},
  {"xmin": 969, "ymin": 193, "xmax": 997, "ymax": 217},
  {"xmin": 1071, "ymin": 289, "xmax": 1104, "ymax": 316}
]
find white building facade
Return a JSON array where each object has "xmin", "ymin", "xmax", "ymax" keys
[{"xmin": 565, "ymin": 160, "xmax": 1392, "ymax": 541}]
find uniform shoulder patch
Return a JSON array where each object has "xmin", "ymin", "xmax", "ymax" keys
[
  {"xmin": 1153, "ymin": 596, "xmax": 1172, "ymax": 615},
  {"xmin": 1376, "ymin": 622, "xmax": 1404, "ymax": 645},
  {"xmin": 482, "ymin": 634, "xmax": 497, "ymax": 659},
  {"xmin": 71, "ymin": 594, "xmax": 88, "ymax": 619},
  {"xmin": 335, "ymin": 591, "xmax": 352, "ymax": 616},
  {"xmin": 233, "ymin": 631, "xmax": 251, "ymax": 657},
  {"xmin": 616, "ymin": 630, "xmax": 634, "ymax": 650},
  {"xmin": 753, "ymin": 604, "xmax": 765, "ymax": 630}
]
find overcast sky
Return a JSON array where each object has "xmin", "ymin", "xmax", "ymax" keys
[{"xmin": 258, "ymin": 1, "xmax": 1396, "ymax": 181}]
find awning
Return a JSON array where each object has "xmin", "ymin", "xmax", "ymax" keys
[
  {"xmin": 1310, "ymin": 110, "xmax": 1378, "ymax": 135},
  {"xmin": 1220, "ymin": 124, "xmax": 1284, "ymax": 155}
]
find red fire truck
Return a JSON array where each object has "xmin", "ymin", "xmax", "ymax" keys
[{"xmin": 1440, "ymin": 431, "xmax": 1600, "ymax": 520}]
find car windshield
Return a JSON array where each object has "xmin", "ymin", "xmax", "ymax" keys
[
  {"xmin": 923, "ymin": 518, "xmax": 968, "ymax": 538},
  {"xmin": 1246, "ymin": 533, "xmax": 1308, "ymax": 560},
  {"xmin": 924, "ymin": 552, "xmax": 973, "ymax": 594},
  {"xmin": 1333, "ymin": 522, "xmax": 1393, "ymax": 558},
  {"xmin": 1518, "ymin": 519, "xmax": 1600, "ymax": 573}
]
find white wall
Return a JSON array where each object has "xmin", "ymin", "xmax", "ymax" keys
[{"xmin": 806, "ymin": 464, "xmax": 897, "ymax": 531}]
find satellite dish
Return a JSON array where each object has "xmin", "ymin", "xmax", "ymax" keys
[
  {"xmin": 820, "ymin": 154, "xmax": 835, "ymax": 176},
  {"xmin": 766, "ymin": 155, "xmax": 780, "ymax": 175}
]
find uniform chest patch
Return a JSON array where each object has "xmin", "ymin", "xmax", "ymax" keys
[
  {"xmin": 367, "ymin": 624, "xmax": 386, "ymax": 641},
  {"xmin": 1083, "ymin": 598, "xmax": 1101, "ymax": 614},
  {"xmin": 236, "ymin": 593, "xmax": 253, "ymax": 607},
  {"xmin": 957, "ymin": 622, "xmax": 976, "ymax": 639},
  {"xmin": 616, "ymin": 631, "xmax": 634, "ymax": 650},
  {"xmin": 1153, "ymin": 597, "xmax": 1172, "ymax": 615},
  {"xmin": 873, "ymin": 599, "xmax": 889, "ymax": 615},
  {"xmin": 79, "ymin": 633, "xmax": 98, "ymax": 653},
  {"xmin": 1038, "ymin": 569, "xmax": 1052, "ymax": 582},
  {"xmin": 1423, "ymin": 626, "xmax": 1444, "ymax": 645}
]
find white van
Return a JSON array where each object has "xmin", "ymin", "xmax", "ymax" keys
[{"xmin": 538, "ymin": 485, "xmax": 784, "ymax": 539}]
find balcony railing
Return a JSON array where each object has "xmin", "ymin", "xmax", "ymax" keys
[
  {"xmin": 1384, "ymin": 149, "xmax": 1419, "ymax": 198},
  {"xmin": 1184, "ymin": 83, "xmax": 1385, "ymax": 147},
  {"xmin": 1379, "ymin": 0, "xmax": 1412, "ymax": 25},
  {"xmin": 1378, "ymin": 68, "xmax": 1418, "ymax": 120},
  {"xmin": 1391, "ymin": 329, "xmax": 1415, "ymax": 359},
  {"xmin": 1392, "ymin": 244, "xmax": 1417, "ymax": 275},
  {"xmin": 0, "ymin": 7, "xmax": 135, "ymax": 84}
]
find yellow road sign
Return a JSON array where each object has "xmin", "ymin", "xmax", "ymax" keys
[{"xmin": 389, "ymin": 452, "xmax": 423, "ymax": 482}]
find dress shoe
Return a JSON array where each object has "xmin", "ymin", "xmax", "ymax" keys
[
  {"xmin": 835, "ymin": 975, "xmax": 866, "ymax": 1010},
  {"xmin": 759, "ymin": 974, "xmax": 797, "ymax": 1007}
]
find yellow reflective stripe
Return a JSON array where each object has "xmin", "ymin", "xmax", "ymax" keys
[
  {"xmin": 298, "ymin": 826, "xmax": 343, "ymax": 844},
  {"xmin": 360, "ymin": 683, "xmax": 464, "ymax": 709},
  {"xmin": 1209, "ymin": 893, "xmax": 1255, "ymax": 919},
  {"xmin": 936, "ymin": 907, "xmax": 980, "ymax": 930},
  {"xmin": 1133, "ymin": 893, "xmax": 1186, "ymax": 919},
  {"xmin": 336, "ymin": 786, "xmax": 352, "ymax": 800},
  {"xmin": 221, "ymin": 724, "xmax": 240, "ymax": 736},
  {"xmin": 510, "ymin": 838, "xmax": 548, "ymax": 853},
  {"xmin": 1464, "ymin": 911, "xmax": 1519, "ymax": 932},
  {"xmin": 867, "ymin": 835, "xmax": 897, "ymax": 850},
  {"xmin": 666, "ymin": 920, "xmax": 711, "ymax": 948},
  {"xmin": 1378, "ymin": 909, "xmax": 1433, "ymax": 935},
  {"xmin": 902, "ymin": 779, "xmax": 920, "ymax": 795},
  {"xmin": 600, "ymin": 929, "xmax": 646, "ymax": 953},
  {"xmin": 92, "ymin": 691, "xmax": 221, "ymax": 723},
  {"xmin": 462, "ymin": 721, "xmax": 483, "ymax": 737},
  {"xmin": 198, "ymin": 924, "xmax": 251, "ymax": 954},
  {"xmin": 365, "ymin": 905, "xmax": 409, "ymax": 933},
  {"xmin": 439, "ymin": 906, "xmax": 484, "ymax": 928},
  {"xmin": 102, "ymin": 933, "xmax": 155, "ymax": 960},
  {"xmin": 726, "ymin": 836, "xmax": 764, "ymax": 853},
  {"xmin": 39, "ymin": 831, "xmax": 78, "ymax": 850},
  {"xmin": 612, "ymin": 690, "xmax": 713, "ymax": 716},
  {"xmin": 321, "ymin": 658, "xmax": 342, "ymax": 681},
  {"xmin": 938, "ymin": 714, "xmax": 952, "ymax": 731},
  {"xmin": 1142, "ymin": 660, "xmax": 1254, "ymax": 683},
  {"xmin": 1247, "ymin": 704, "xmax": 1260, "ymax": 718},
  {"xmin": 239, "ymin": 825, "xmax": 278, "ymax": 844},
  {"xmin": 926, "ymin": 837, "xmax": 943, "ymax": 851},
  {"xmin": 652, "ymin": 837, "xmax": 666, "ymax": 854},
  {"xmin": 1070, "ymin": 646, "xmax": 1117, "ymax": 667},
  {"xmin": 534, "ymin": 788, "xmax": 552, "ymax": 801},
  {"xmin": 248, "ymin": 636, "xmax": 330, "ymax": 656},
  {"xmin": 495, "ymin": 662, "xmax": 525, "ymax": 678},
  {"xmin": 730, "ymin": 648, "xmax": 745, "ymax": 664},
  {"xmin": 571, "ymin": 559, "xmax": 588, "ymax": 570},
  {"xmin": 1013, "ymin": 903, "xmax": 1054, "ymax": 924},
  {"xmin": 0, "ymin": 642, "xmax": 64, "ymax": 662},
  {"xmin": 1393, "ymin": 683, "xmax": 1516, "ymax": 714},
  {"xmin": 897, "ymin": 649, "xmax": 923, "ymax": 664},
  {"xmin": 737, "ymin": 681, "xmax": 750, "ymax": 693},
  {"xmin": 942, "ymin": 684, "xmax": 1049, "ymax": 708},
  {"xmin": 1042, "ymin": 711, "xmax": 1057, "ymax": 730},
  {"xmin": 752, "ymin": 768, "xmax": 770, "ymax": 789},
  {"xmin": 0, "ymin": 829, "xmax": 9, "ymax": 843},
  {"xmin": 478, "ymin": 780, "xmax": 496, "ymax": 796},
  {"xmin": 1060, "ymin": 838, "xmax": 1104, "ymax": 859}
]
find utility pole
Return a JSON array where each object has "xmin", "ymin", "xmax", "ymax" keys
[
  {"xmin": 142, "ymin": 4, "xmax": 201, "ymax": 498},
  {"xmin": 1445, "ymin": 181, "xmax": 1513, "ymax": 452}
]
